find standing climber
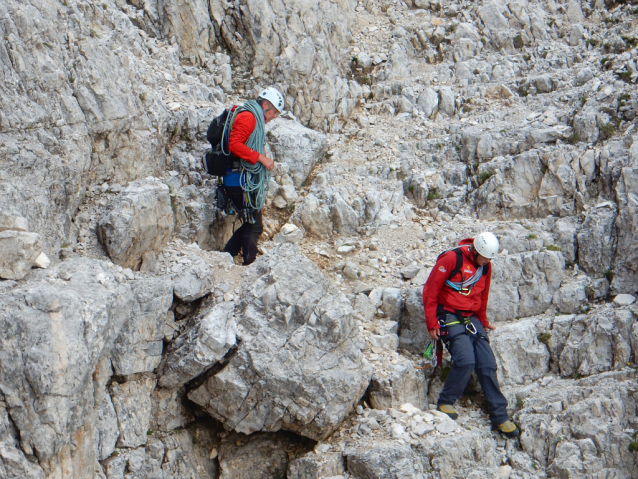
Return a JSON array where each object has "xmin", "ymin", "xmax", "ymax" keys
[
  {"xmin": 222, "ymin": 87, "xmax": 284, "ymax": 265},
  {"xmin": 422, "ymin": 232, "xmax": 520, "ymax": 438}
]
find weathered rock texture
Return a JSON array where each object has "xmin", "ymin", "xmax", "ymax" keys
[
  {"xmin": 97, "ymin": 177, "xmax": 174, "ymax": 269},
  {"xmin": 2, "ymin": 0, "xmax": 638, "ymax": 477},
  {"xmin": 188, "ymin": 244, "xmax": 372, "ymax": 440}
]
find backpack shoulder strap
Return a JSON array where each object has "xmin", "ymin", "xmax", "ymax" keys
[
  {"xmin": 482, "ymin": 262, "xmax": 490, "ymax": 276},
  {"xmin": 436, "ymin": 247, "xmax": 464, "ymax": 281},
  {"xmin": 450, "ymin": 248, "xmax": 463, "ymax": 280}
]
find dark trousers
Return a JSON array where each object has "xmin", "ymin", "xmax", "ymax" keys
[
  {"xmin": 437, "ymin": 315, "xmax": 509, "ymax": 426},
  {"xmin": 222, "ymin": 186, "xmax": 263, "ymax": 265}
]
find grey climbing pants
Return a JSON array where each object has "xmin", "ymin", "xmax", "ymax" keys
[{"xmin": 437, "ymin": 315, "xmax": 509, "ymax": 426}]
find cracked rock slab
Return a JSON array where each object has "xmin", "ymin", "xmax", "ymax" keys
[{"xmin": 188, "ymin": 244, "xmax": 372, "ymax": 441}]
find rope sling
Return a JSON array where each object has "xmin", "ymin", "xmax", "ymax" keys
[
  {"xmin": 223, "ymin": 100, "xmax": 270, "ymax": 210},
  {"xmin": 445, "ymin": 266, "xmax": 484, "ymax": 292}
]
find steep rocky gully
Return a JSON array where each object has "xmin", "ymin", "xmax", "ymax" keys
[{"xmin": 0, "ymin": 0, "xmax": 637, "ymax": 478}]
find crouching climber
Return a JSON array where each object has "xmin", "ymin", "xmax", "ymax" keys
[
  {"xmin": 222, "ymin": 87, "xmax": 284, "ymax": 265},
  {"xmin": 422, "ymin": 232, "xmax": 520, "ymax": 438}
]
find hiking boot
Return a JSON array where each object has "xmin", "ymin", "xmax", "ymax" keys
[
  {"xmin": 437, "ymin": 404, "xmax": 458, "ymax": 420},
  {"xmin": 496, "ymin": 420, "xmax": 520, "ymax": 438}
]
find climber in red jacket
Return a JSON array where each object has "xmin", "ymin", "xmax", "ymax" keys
[
  {"xmin": 422, "ymin": 232, "xmax": 520, "ymax": 438},
  {"xmin": 222, "ymin": 87, "xmax": 284, "ymax": 265}
]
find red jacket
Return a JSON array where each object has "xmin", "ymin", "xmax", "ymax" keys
[
  {"xmin": 229, "ymin": 111, "xmax": 260, "ymax": 164},
  {"xmin": 422, "ymin": 238, "xmax": 491, "ymax": 330}
]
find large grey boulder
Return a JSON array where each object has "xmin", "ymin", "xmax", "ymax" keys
[
  {"xmin": 573, "ymin": 109, "xmax": 599, "ymax": 143},
  {"xmin": 97, "ymin": 177, "xmax": 174, "ymax": 270},
  {"xmin": 267, "ymin": 118, "xmax": 328, "ymax": 188},
  {"xmin": 0, "ymin": 230, "xmax": 42, "ymax": 280},
  {"xmin": 188, "ymin": 244, "xmax": 372, "ymax": 441},
  {"xmin": 398, "ymin": 287, "xmax": 428, "ymax": 355},
  {"xmin": 553, "ymin": 281, "xmax": 588, "ymax": 314},
  {"xmin": 171, "ymin": 256, "xmax": 215, "ymax": 302},
  {"xmin": 475, "ymin": 150, "xmax": 545, "ymax": 219},
  {"xmin": 367, "ymin": 356, "xmax": 428, "ymax": 410},
  {"xmin": 0, "ymin": 259, "xmax": 138, "ymax": 461},
  {"xmin": 416, "ymin": 88, "xmax": 439, "ymax": 118}
]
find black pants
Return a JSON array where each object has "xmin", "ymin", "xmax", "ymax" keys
[{"xmin": 222, "ymin": 186, "xmax": 263, "ymax": 265}]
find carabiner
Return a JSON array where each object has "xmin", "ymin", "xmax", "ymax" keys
[{"xmin": 465, "ymin": 321, "xmax": 477, "ymax": 335}]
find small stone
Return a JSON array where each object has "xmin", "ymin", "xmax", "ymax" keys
[
  {"xmin": 280, "ymin": 223, "xmax": 299, "ymax": 235},
  {"xmin": 399, "ymin": 403, "xmax": 421, "ymax": 414},
  {"xmin": 273, "ymin": 196, "xmax": 287, "ymax": 208},
  {"xmin": 337, "ymin": 244, "xmax": 356, "ymax": 254},
  {"xmin": 412, "ymin": 423, "xmax": 435, "ymax": 436},
  {"xmin": 33, "ymin": 252, "xmax": 50, "ymax": 269},
  {"xmin": 436, "ymin": 421, "xmax": 457, "ymax": 434},
  {"xmin": 391, "ymin": 424, "xmax": 406, "ymax": 437},
  {"xmin": 613, "ymin": 294, "xmax": 636, "ymax": 306}
]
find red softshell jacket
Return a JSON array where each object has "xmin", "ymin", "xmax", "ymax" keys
[
  {"xmin": 422, "ymin": 238, "xmax": 492, "ymax": 331},
  {"xmin": 229, "ymin": 111, "xmax": 259, "ymax": 164}
]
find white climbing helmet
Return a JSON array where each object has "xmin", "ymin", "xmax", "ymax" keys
[
  {"xmin": 258, "ymin": 86, "xmax": 285, "ymax": 113},
  {"xmin": 474, "ymin": 232, "xmax": 499, "ymax": 259}
]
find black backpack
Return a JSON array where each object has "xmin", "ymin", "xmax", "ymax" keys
[{"xmin": 203, "ymin": 107, "xmax": 237, "ymax": 177}]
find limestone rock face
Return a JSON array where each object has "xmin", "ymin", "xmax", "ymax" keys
[
  {"xmin": 110, "ymin": 276, "xmax": 174, "ymax": 376},
  {"xmin": 488, "ymin": 249, "xmax": 564, "ymax": 321},
  {"xmin": 158, "ymin": 302, "xmax": 237, "ymax": 389},
  {"xmin": 398, "ymin": 286, "xmax": 428, "ymax": 354},
  {"xmin": 267, "ymin": 118, "xmax": 328, "ymax": 188},
  {"xmin": 612, "ymin": 207, "xmax": 638, "ymax": 294},
  {"xmin": 367, "ymin": 356, "xmax": 428, "ymax": 411},
  {"xmin": 188, "ymin": 244, "xmax": 372, "ymax": 441},
  {"xmin": 218, "ymin": 431, "xmax": 312, "ymax": 479},
  {"xmin": 0, "ymin": 259, "xmax": 140, "ymax": 461},
  {"xmin": 0, "ymin": 230, "xmax": 42, "ymax": 280},
  {"xmin": 97, "ymin": 178, "xmax": 174, "ymax": 270},
  {"xmin": 490, "ymin": 317, "xmax": 551, "ymax": 387},
  {"xmin": 345, "ymin": 442, "xmax": 426, "ymax": 478},
  {"xmin": 209, "ymin": 0, "xmax": 357, "ymax": 130},
  {"xmin": 577, "ymin": 206, "xmax": 617, "ymax": 276},
  {"xmin": 516, "ymin": 371, "xmax": 638, "ymax": 475}
]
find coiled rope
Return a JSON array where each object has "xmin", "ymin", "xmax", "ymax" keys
[{"xmin": 227, "ymin": 100, "xmax": 270, "ymax": 210}]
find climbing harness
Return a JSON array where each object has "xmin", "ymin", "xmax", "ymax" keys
[
  {"xmin": 439, "ymin": 313, "xmax": 478, "ymax": 335},
  {"xmin": 228, "ymin": 100, "xmax": 270, "ymax": 210}
]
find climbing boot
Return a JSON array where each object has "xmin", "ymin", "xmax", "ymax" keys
[
  {"xmin": 496, "ymin": 420, "xmax": 520, "ymax": 438},
  {"xmin": 437, "ymin": 404, "xmax": 458, "ymax": 420}
]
